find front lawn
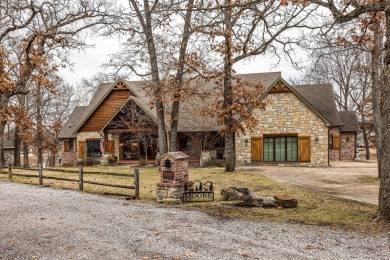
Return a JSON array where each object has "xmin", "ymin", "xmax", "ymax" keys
[{"xmin": 0, "ymin": 165, "xmax": 385, "ymax": 234}]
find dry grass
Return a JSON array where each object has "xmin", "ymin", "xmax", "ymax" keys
[
  {"xmin": 357, "ymin": 176, "xmax": 380, "ymax": 183},
  {"xmin": 0, "ymin": 166, "xmax": 387, "ymax": 234}
]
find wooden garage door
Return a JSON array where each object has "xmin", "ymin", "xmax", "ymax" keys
[{"xmin": 251, "ymin": 137, "xmax": 263, "ymax": 162}]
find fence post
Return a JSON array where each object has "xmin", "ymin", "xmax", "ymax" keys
[
  {"xmin": 79, "ymin": 165, "xmax": 83, "ymax": 191},
  {"xmin": 38, "ymin": 163, "xmax": 43, "ymax": 186},
  {"xmin": 8, "ymin": 163, "xmax": 12, "ymax": 181},
  {"xmin": 134, "ymin": 168, "xmax": 139, "ymax": 199}
]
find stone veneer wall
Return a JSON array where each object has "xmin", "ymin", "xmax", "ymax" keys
[
  {"xmin": 340, "ymin": 132, "xmax": 356, "ymax": 160},
  {"xmin": 77, "ymin": 132, "xmax": 119, "ymax": 159},
  {"xmin": 57, "ymin": 140, "xmax": 77, "ymax": 166},
  {"xmin": 328, "ymin": 127, "xmax": 340, "ymax": 161},
  {"xmin": 77, "ymin": 132, "xmax": 100, "ymax": 143},
  {"xmin": 235, "ymin": 92, "xmax": 329, "ymax": 167},
  {"xmin": 158, "ymin": 156, "xmax": 189, "ymax": 187},
  {"xmin": 156, "ymin": 154, "xmax": 189, "ymax": 203}
]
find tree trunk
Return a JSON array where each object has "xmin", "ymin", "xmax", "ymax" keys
[
  {"xmin": 223, "ymin": 0, "xmax": 235, "ymax": 172},
  {"xmin": 23, "ymin": 141, "xmax": 29, "ymax": 168},
  {"xmin": 13, "ymin": 126, "xmax": 21, "ymax": 166},
  {"xmin": 376, "ymin": 5, "xmax": 390, "ymax": 222},
  {"xmin": 0, "ymin": 113, "xmax": 8, "ymax": 170},
  {"xmin": 144, "ymin": 143, "xmax": 148, "ymax": 164},
  {"xmin": 362, "ymin": 125, "xmax": 370, "ymax": 160},
  {"xmin": 169, "ymin": 0, "xmax": 194, "ymax": 152},
  {"xmin": 36, "ymin": 84, "xmax": 43, "ymax": 167},
  {"xmin": 131, "ymin": 0, "xmax": 168, "ymax": 155},
  {"xmin": 371, "ymin": 22, "xmax": 382, "ymax": 178}
]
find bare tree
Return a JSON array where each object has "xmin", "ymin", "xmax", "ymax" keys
[
  {"xmin": 193, "ymin": 0, "xmax": 318, "ymax": 171},
  {"xmin": 0, "ymin": 0, "xmax": 119, "ymax": 167},
  {"xmin": 308, "ymin": 0, "xmax": 390, "ymax": 222},
  {"xmin": 105, "ymin": 1, "xmax": 201, "ymax": 155}
]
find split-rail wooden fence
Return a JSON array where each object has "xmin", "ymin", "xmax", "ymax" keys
[{"xmin": 1, "ymin": 164, "xmax": 139, "ymax": 199}]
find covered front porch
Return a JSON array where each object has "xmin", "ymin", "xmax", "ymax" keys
[
  {"xmin": 117, "ymin": 131, "xmax": 157, "ymax": 161},
  {"xmin": 103, "ymin": 129, "xmax": 158, "ymax": 164}
]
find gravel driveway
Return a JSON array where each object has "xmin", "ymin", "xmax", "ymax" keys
[{"xmin": 1, "ymin": 181, "xmax": 389, "ymax": 260}]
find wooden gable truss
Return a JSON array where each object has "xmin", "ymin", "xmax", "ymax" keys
[
  {"xmin": 78, "ymin": 80, "xmax": 134, "ymax": 133},
  {"xmin": 105, "ymin": 98, "xmax": 157, "ymax": 134},
  {"xmin": 268, "ymin": 80, "xmax": 292, "ymax": 93}
]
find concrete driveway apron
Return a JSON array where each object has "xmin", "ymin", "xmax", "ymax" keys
[{"xmin": 239, "ymin": 161, "xmax": 379, "ymax": 205}]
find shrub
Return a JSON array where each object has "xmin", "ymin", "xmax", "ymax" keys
[{"xmin": 202, "ymin": 159, "xmax": 225, "ymax": 168}]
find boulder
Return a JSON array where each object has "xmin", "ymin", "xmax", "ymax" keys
[
  {"xmin": 221, "ymin": 187, "xmax": 298, "ymax": 209},
  {"xmin": 274, "ymin": 195, "xmax": 298, "ymax": 208},
  {"xmin": 235, "ymin": 195, "xmax": 298, "ymax": 208},
  {"xmin": 221, "ymin": 187, "xmax": 251, "ymax": 201},
  {"xmin": 235, "ymin": 195, "xmax": 278, "ymax": 208}
]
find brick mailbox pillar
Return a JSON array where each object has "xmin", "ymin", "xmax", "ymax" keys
[{"xmin": 156, "ymin": 152, "xmax": 189, "ymax": 203}]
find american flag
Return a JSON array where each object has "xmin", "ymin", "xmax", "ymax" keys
[{"xmin": 100, "ymin": 136, "xmax": 104, "ymax": 154}]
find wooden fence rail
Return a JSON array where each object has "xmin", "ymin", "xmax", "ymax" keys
[
  {"xmin": 7, "ymin": 166, "xmax": 133, "ymax": 177},
  {"xmin": 1, "ymin": 164, "xmax": 140, "ymax": 199}
]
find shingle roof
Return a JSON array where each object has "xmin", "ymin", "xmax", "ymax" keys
[
  {"xmin": 68, "ymin": 72, "xmax": 351, "ymax": 136},
  {"xmin": 71, "ymin": 73, "xmax": 281, "ymax": 134},
  {"xmin": 58, "ymin": 106, "xmax": 88, "ymax": 139},
  {"xmin": 339, "ymin": 111, "xmax": 360, "ymax": 132},
  {"xmin": 175, "ymin": 72, "xmax": 281, "ymax": 132},
  {"xmin": 293, "ymin": 84, "xmax": 343, "ymax": 126}
]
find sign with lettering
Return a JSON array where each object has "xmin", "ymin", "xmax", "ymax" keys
[{"xmin": 163, "ymin": 171, "xmax": 174, "ymax": 180}]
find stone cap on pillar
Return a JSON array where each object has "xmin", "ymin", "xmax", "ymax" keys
[{"xmin": 159, "ymin": 151, "xmax": 189, "ymax": 160}]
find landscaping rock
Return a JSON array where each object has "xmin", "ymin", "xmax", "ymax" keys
[
  {"xmin": 235, "ymin": 195, "xmax": 298, "ymax": 208},
  {"xmin": 222, "ymin": 187, "xmax": 298, "ymax": 209},
  {"xmin": 221, "ymin": 187, "xmax": 251, "ymax": 201},
  {"xmin": 274, "ymin": 195, "xmax": 298, "ymax": 208},
  {"xmin": 200, "ymin": 151, "xmax": 211, "ymax": 167},
  {"xmin": 235, "ymin": 195, "xmax": 277, "ymax": 208}
]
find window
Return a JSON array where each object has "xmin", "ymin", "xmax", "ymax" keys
[
  {"xmin": 328, "ymin": 135, "xmax": 333, "ymax": 149},
  {"xmin": 69, "ymin": 140, "xmax": 74, "ymax": 152},
  {"xmin": 87, "ymin": 140, "xmax": 101, "ymax": 157},
  {"xmin": 264, "ymin": 136, "xmax": 298, "ymax": 162},
  {"xmin": 179, "ymin": 138, "xmax": 191, "ymax": 151}
]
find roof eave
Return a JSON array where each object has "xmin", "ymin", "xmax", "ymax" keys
[{"xmin": 72, "ymin": 79, "xmax": 134, "ymax": 135}]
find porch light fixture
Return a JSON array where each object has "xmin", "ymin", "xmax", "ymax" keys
[
  {"xmin": 244, "ymin": 139, "xmax": 249, "ymax": 146},
  {"xmin": 315, "ymin": 136, "xmax": 319, "ymax": 144}
]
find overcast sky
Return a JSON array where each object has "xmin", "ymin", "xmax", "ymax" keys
[
  {"xmin": 58, "ymin": 0, "xmax": 305, "ymax": 86},
  {"xmin": 58, "ymin": 38, "xmax": 304, "ymax": 86}
]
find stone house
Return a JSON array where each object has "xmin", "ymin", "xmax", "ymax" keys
[
  {"xmin": 58, "ymin": 72, "xmax": 359, "ymax": 166},
  {"xmin": 235, "ymin": 78, "xmax": 360, "ymax": 166}
]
